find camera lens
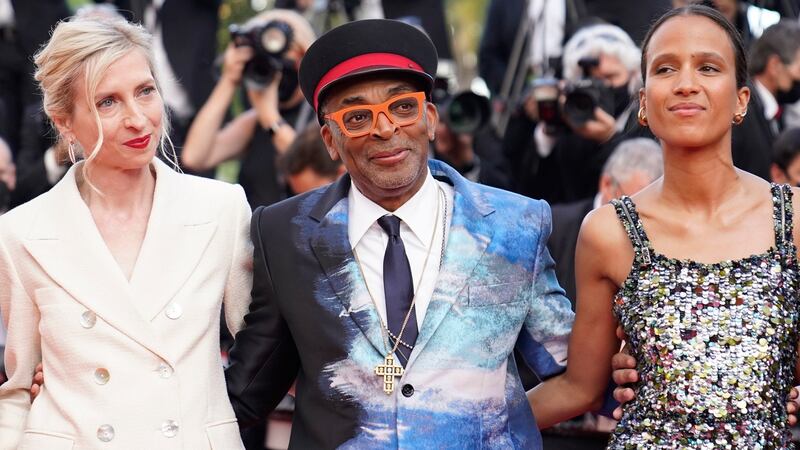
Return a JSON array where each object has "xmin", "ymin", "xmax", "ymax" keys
[
  {"xmin": 447, "ymin": 92, "xmax": 490, "ymax": 134},
  {"xmin": 261, "ymin": 27, "xmax": 288, "ymax": 54}
]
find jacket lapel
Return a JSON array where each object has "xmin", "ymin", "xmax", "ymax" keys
[
  {"xmin": 22, "ymin": 163, "xmax": 175, "ymax": 365},
  {"xmin": 309, "ymin": 176, "xmax": 387, "ymax": 356},
  {"xmin": 407, "ymin": 161, "xmax": 495, "ymax": 368},
  {"xmin": 128, "ymin": 159, "xmax": 217, "ymax": 321}
]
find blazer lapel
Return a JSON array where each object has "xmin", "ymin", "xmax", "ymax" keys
[
  {"xmin": 22, "ymin": 164, "xmax": 175, "ymax": 365},
  {"xmin": 309, "ymin": 176, "xmax": 387, "ymax": 357},
  {"xmin": 407, "ymin": 161, "xmax": 495, "ymax": 368},
  {"xmin": 128, "ymin": 159, "xmax": 217, "ymax": 321}
]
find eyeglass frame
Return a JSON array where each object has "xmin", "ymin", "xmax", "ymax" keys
[{"xmin": 322, "ymin": 91, "xmax": 427, "ymax": 138}]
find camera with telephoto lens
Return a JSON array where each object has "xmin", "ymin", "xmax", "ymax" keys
[
  {"xmin": 562, "ymin": 57, "xmax": 615, "ymax": 126},
  {"xmin": 431, "ymin": 78, "xmax": 491, "ymax": 134},
  {"xmin": 229, "ymin": 20, "xmax": 294, "ymax": 89}
]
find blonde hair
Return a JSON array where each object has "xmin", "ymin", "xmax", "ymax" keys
[
  {"xmin": 33, "ymin": 15, "xmax": 177, "ymax": 186},
  {"xmin": 248, "ymin": 9, "xmax": 316, "ymax": 52}
]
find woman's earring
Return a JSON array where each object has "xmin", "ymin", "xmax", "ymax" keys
[
  {"xmin": 67, "ymin": 139, "xmax": 76, "ymax": 163},
  {"xmin": 732, "ymin": 110, "xmax": 747, "ymax": 125},
  {"xmin": 637, "ymin": 107, "xmax": 648, "ymax": 127}
]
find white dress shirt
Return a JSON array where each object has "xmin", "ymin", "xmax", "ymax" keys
[
  {"xmin": 755, "ymin": 79, "xmax": 779, "ymax": 122},
  {"xmin": 348, "ymin": 169, "xmax": 454, "ymax": 329}
]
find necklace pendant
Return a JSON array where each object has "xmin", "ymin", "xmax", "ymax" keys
[{"xmin": 374, "ymin": 354, "xmax": 404, "ymax": 394}]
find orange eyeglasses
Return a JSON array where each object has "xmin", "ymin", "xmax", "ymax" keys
[{"xmin": 323, "ymin": 91, "xmax": 426, "ymax": 138}]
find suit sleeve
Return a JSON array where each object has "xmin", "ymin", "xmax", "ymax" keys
[
  {"xmin": 0, "ymin": 229, "xmax": 38, "ymax": 449},
  {"xmin": 515, "ymin": 200, "xmax": 574, "ymax": 380},
  {"xmin": 222, "ymin": 185, "xmax": 253, "ymax": 336},
  {"xmin": 225, "ymin": 206, "xmax": 300, "ymax": 427}
]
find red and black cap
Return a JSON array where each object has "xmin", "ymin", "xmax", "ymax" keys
[{"xmin": 299, "ymin": 19, "xmax": 438, "ymax": 114}]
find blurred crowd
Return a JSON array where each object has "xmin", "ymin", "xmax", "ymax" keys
[{"xmin": 1, "ymin": 0, "xmax": 800, "ymax": 449}]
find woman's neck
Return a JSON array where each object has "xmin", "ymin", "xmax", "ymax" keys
[
  {"xmin": 77, "ymin": 161, "xmax": 156, "ymax": 213},
  {"xmin": 659, "ymin": 138, "xmax": 743, "ymax": 216}
]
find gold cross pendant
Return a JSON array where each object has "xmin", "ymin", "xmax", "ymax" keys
[{"xmin": 374, "ymin": 355, "xmax": 404, "ymax": 394}]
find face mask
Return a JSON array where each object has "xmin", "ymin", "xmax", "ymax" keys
[
  {"xmin": 611, "ymin": 84, "xmax": 632, "ymax": 117},
  {"xmin": 776, "ymin": 79, "xmax": 800, "ymax": 105},
  {"xmin": 278, "ymin": 60, "xmax": 299, "ymax": 103},
  {"xmin": 0, "ymin": 181, "xmax": 9, "ymax": 213}
]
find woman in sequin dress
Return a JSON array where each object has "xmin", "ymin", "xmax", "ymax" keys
[{"xmin": 528, "ymin": 5, "xmax": 799, "ymax": 449}]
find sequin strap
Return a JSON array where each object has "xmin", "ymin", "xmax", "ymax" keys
[
  {"xmin": 772, "ymin": 183, "xmax": 796, "ymax": 257},
  {"xmin": 611, "ymin": 196, "xmax": 652, "ymax": 266}
]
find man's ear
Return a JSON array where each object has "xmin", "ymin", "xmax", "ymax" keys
[
  {"xmin": 320, "ymin": 124, "xmax": 341, "ymax": 161},
  {"xmin": 771, "ymin": 163, "xmax": 788, "ymax": 185},
  {"xmin": 765, "ymin": 54, "xmax": 784, "ymax": 79},
  {"xmin": 424, "ymin": 101, "xmax": 439, "ymax": 142},
  {"xmin": 598, "ymin": 174, "xmax": 616, "ymax": 204}
]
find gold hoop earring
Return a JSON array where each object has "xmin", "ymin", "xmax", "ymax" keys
[
  {"xmin": 732, "ymin": 110, "xmax": 746, "ymax": 125},
  {"xmin": 637, "ymin": 107, "xmax": 648, "ymax": 127}
]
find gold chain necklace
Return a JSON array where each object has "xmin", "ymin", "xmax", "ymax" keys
[{"xmin": 353, "ymin": 186, "xmax": 447, "ymax": 394}]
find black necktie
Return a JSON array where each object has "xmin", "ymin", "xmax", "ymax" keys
[{"xmin": 377, "ymin": 215, "xmax": 418, "ymax": 366}]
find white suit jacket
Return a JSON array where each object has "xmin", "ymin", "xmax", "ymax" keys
[{"xmin": 0, "ymin": 159, "xmax": 252, "ymax": 450}]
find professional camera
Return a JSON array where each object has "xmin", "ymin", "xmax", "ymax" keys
[
  {"xmin": 432, "ymin": 79, "xmax": 491, "ymax": 134},
  {"xmin": 562, "ymin": 57, "xmax": 615, "ymax": 126},
  {"xmin": 229, "ymin": 20, "xmax": 294, "ymax": 90}
]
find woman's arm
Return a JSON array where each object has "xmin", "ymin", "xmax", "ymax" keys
[
  {"xmin": 0, "ymin": 228, "xmax": 40, "ymax": 448},
  {"xmin": 527, "ymin": 205, "xmax": 624, "ymax": 428}
]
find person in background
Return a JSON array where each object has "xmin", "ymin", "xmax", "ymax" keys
[
  {"xmin": 548, "ymin": 137, "xmax": 662, "ymax": 307},
  {"xmin": 732, "ymin": 20, "xmax": 800, "ymax": 180},
  {"xmin": 771, "ymin": 127, "xmax": 800, "ymax": 186},
  {"xmin": 181, "ymin": 9, "xmax": 316, "ymax": 208},
  {"xmin": 280, "ymin": 124, "xmax": 344, "ymax": 196},
  {"xmin": 0, "ymin": 0, "xmax": 70, "ymax": 153},
  {"xmin": 507, "ymin": 23, "xmax": 642, "ymax": 204}
]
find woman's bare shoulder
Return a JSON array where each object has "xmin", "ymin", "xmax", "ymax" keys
[{"xmin": 579, "ymin": 202, "xmax": 630, "ymax": 258}]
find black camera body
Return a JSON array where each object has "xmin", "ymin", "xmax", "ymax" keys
[
  {"xmin": 229, "ymin": 20, "xmax": 294, "ymax": 89},
  {"xmin": 562, "ymin": 57, "xmax": 614, "ymax": 126}
]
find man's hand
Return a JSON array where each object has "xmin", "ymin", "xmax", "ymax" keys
[
  {"xmin": 610, "ymin": 325, "xmax": 637, "ymax": 420},
  {"xmin": 567, "ymin": 107, "xmax": 617, "ymax": 143},
  {"xmin": 30, "ymin": 362, "xmax": 43, "ymax": 402},
  {"xmin": 221, "ymin": 43, "xmax": 254, "ymax": 87},
  {"xmin": 787, "ymin": 387, "xmax": 799, "ymax": 426}
]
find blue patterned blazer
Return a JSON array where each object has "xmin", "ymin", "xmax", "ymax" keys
[{"xmin": 225, "ymin": 160, "xmax": 574, "ymax": 449}]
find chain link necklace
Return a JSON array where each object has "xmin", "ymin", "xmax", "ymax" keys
[{"xmin": 353, "ymin": 185, "xmax": 448, "ymax": 394}]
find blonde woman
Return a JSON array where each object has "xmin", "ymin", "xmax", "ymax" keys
[{"xmin": 0, "ymin": 16, "xmax": 252, "ymax": 449}]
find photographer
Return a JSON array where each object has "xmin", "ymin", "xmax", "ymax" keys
[
  {"xmin": 181, "ymin": 9, "xmax": 316, "ymax": 208},
  {"xmin": 506, "ymin": 23, "xmax": 641, "ymax": 204},
  {"xmin": 431, "ymin": 80, "xmax": 512, "ymax": 189}
]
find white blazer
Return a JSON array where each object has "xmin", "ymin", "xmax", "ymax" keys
[{"xmin": 0, "ymin": 159, "xmax": 252, "ymax": 450}]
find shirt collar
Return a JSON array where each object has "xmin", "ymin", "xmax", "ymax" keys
[
  {"xmin": 348, "ymin": 168, "xmax": 440, "ymax": 249},
  {"xmin": 754, "ymin": 79, "xmax": 779, "ymax": 121}
]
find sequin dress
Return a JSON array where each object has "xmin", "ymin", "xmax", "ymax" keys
[{"xmin": 607, "ymin": 184, "xmax": 799, "ymax": 450}]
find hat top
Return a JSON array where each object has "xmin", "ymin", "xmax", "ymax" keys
[{"xmin": 299, "ymin": 19, "xmax": 438, "ymax": 112}]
